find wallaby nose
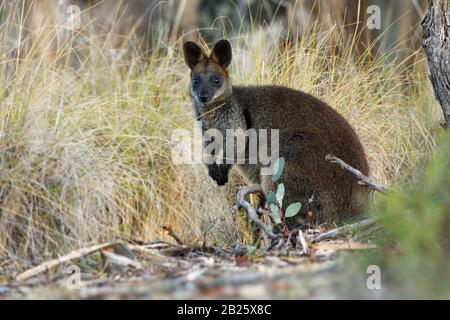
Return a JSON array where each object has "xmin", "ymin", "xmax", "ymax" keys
[{"xmin": 199, "ymin": 95, "xmax": 209, "ymax": 103}]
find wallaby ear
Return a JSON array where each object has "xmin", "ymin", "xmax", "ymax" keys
[
  {"xmin": 211, "ymin": 39, "xmax": 232, "ymax": 68},
  {"xmin": 183, "ymin": 41, "xmax": 205, "ymax": 70}
]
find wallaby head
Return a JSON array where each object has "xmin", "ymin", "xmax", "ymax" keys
[{"xmin": 183, "ymin": 40, "xmax": 233, "ymax": 109}]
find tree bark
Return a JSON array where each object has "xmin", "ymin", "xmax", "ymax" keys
[{"xmin": 422, "ymin": 0, "xmax": 450, "ymax": 128}]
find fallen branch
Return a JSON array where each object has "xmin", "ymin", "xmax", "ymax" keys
[
  {"xmin": 127, "ymin": 244, "xmax": 169, "ymax": 260},
  {"xmin": 16, "ymin": 242, "xmax": 119, "ymax": 282},
  {"xmin": 325, "ymin": 154, "xmax": 389, "ymax": 194},
  {"xmin": 312, "ymin": 217, "xmax": 378, "ymax": 243},
  {"xmin": 102, "ymin": 251, "xmax": 144, "ymax": 270},
  {"xmin": 311, "ymin": 241, "xmax": 377, "ymax": 250},
  {"xmin": 235, "ymin": 184, "xmax": 281, "ymax": 240},
  {"xmin": 140, "ymin": 240, "xmax": 179, "ymax": 249}
]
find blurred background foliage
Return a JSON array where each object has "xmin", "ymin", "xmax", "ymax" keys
[
  {"xmin": 357, "ymin": 130, "xmax": 450, "ymax": 299},
  {"xmin": 1, "ymin": 1, "xmax": 429, "ymax": 64}
]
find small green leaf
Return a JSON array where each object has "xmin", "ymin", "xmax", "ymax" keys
[
  {"xmin": 272, "ymin": 157, "xmax": 285, "ymax": 182},
  {"xmin": 285, "ymin": 202, "xmax": 302, "ymax": 218},
  {"xmin": 269, "ymin": 203, "xmax": 281, "ymax": 224},
  {"xmin": 276, "ymin": 183, "xmax": 285, "ymax": 206},
  {"xmin": 267, "ymin": 191, "xmax": 277, "ymax": 204}
]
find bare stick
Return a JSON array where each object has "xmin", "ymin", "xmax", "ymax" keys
[
  {"xmin": 16, "ymin": 242, "xmax": 118, "ymax": 282},
  {"xmin": 297, "ymin": 230, "xmax": 309, "ymax": 255},
  {"xmin": 163, "ymin": 225, "xmax": 184, "ymax": 245},
  {"xmin": 325, "ymin": 154, "xmax": 389, "ymax": 194},
  {"xmin": 102, "ymin": 251, "xmax": 144, "ymax": 270},
  {"xmin": 235, "ymin": 184, "xmax": 281, "ymax": 240},
  {"xmin": 312, "ymin": 217, "xmax": 378, "ymax": 243}
]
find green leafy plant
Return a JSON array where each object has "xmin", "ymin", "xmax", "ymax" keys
[
  {"xmin": 267, "ymin": 157, "xmax": 302, "ymax": 225},
  {"xmin": 285, "ymin": 203, "xmax": 302, "ymax": 218}
]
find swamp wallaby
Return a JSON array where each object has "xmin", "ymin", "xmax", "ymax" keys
[{"xmin": 183, "ymin": 39, "xmax": 370, "ymax": 226}]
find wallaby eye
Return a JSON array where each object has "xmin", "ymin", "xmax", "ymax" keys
[
  {"xmin": 192, "ymin": 78, "xmax": 200, "ymax": 87},
  {"xmin": 213, "ymin": 77, "xmax": 221, "ymax": 86}
]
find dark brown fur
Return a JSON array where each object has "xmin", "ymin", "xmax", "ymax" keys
[{"xmin": 184, "ymin": 40, "xmax": 370, "ymax": 226}]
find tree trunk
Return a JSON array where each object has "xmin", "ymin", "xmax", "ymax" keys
[{"xmin": 422, "ymin": 0, "xmax": 450, "ymax": 128}]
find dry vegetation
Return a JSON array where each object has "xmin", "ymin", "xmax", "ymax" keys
[{"xmin": 0, "ymin": 3, "xmax": 443, "ymax": 280}]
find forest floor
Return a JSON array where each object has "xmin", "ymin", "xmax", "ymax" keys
[{"xmin": 0, "ymin": 226, "xmax": 381, "ymax": 299}]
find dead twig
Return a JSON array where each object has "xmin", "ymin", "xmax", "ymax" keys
[
  {"xmin": 311, "ymin": 241, "xmax": 377, "ymax": 250},
  {"xmin": 235, "ymin": 184, "xmax": 281, "ymax": 241},
  {"xmin": 102, "ymin": 251, "xmax": 144, "ymax": 270},
  {"xmin": 325, "ymin": 154, "xmax": 389, "ymax": 194},
  {"xmin": 312, "ymin": 217, "xmax": 378, "ymax": 243},
  {"xmin": 142, "ymin": 240, "xmax": 179, "ymax": 248},
  {"xmin": 16, "ymin": 242, "xmax": 119, "ymax": 282},
  {"xmin": 162, "ymin": 225, "xmax": 184, "ymax": 245},
  {"xmin": 297, "ymin": 230, "xmax": 309, "ymax": 255},
  {"xmin": 127, "ymin": 244, "xmax": 168, "ymax": 260}
]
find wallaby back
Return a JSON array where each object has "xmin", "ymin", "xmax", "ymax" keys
[{"xmin": 232, "ymin": 85, "xmax": 370, "ymax": 224}]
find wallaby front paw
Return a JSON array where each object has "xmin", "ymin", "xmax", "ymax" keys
[
  {"xmin": 208, "ymin": 164, "xmax": 227, "ymax": 186},
  {"xmin": 215, "ymin": 174, "xmax": 228, "ymax": 186}
]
